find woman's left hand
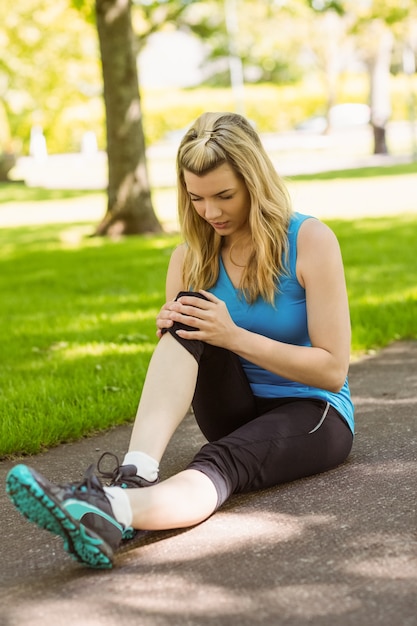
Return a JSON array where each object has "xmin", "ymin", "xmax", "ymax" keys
[{"xmin": 168, "ymin": 290, "xmax": 238, "ymax": 349}]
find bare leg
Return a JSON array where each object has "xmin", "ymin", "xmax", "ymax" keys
[
  {"xmin": 126, "ymin": 469, "xmax": 218, "ymax": 530},
  {"xmin": 128, "ymin": 332, "xmax": 198, "ymax": 461}
]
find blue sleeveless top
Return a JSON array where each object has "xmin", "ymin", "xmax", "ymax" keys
[{"xmin": 208, "ymin": 212, "xmax": 355, "ymax": 433}]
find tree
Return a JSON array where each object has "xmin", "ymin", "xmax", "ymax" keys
[
  {"xmin": 357, "ymin": 0, "xmax": 417, "ymax": 155},
  {"xmin": 1, "ymin": 0, "xmax": 100, "ymax": 155},
  {"xmin": 307, "ymin": 0, "xmax": 417, "ymax": 154},
  {"xmin": 93, "ymin": 0, "xmax": 162, "ymax": 236},
  {"xmin": 73, "ymin": 0, "xmax": 197, "ymax": 236},
  {"xmin": 362, "ymin": 18, "xmax": 394, "ymax": 154},
  {"xmin": 177, "ymin": 0, "xmax": 305, "ymax": 87}
]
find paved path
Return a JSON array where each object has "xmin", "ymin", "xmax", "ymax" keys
[
  {"xmin": 1, "ymin": 158, "xmax": 416, "ymax": 231},
  {"xmin": 1, "ymin": 341, "xmax": 416, "ymax": 626}
]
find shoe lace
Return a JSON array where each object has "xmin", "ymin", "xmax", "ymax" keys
[
  {"xmin": 56, "ymin": 464, "xmax": 106, "ymax": 500},
  {"xmin": 97, "ymin": 452, "xmax": 124, "ymax": 485},
  {"xmin": 69, "ymin": 463, "xmax": 106, "ymax": 497}
]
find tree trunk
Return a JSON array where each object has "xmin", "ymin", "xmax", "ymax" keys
[
  {"xmin": 94, "ymin": 0, "xmax": 162, "ymax": 236},
  {"xmin": 321, "ymin": 10, "xmax": 344, "ymax": 134},
  {"xmin": 372, "ymin": 124, "xmax": 389, "ymax": 155},
  {"xmin": 368, "ymin": 21, "xmax": 393, "ymax": 155}
]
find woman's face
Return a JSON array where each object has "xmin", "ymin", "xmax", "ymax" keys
[{"xmin": 183, "ymin": 163, "xmax": 251, "ymax": 242}]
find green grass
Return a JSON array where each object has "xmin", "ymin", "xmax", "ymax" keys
[
  {"xmin": 289, "ymin": 161, "xmax": 417, "ymax": 182},
  {"xmin": 330, "ymin": 215, "xmax": 417, "ymax": 354},
  {"xmin": 0, "ymin": 182, "xmax": 99, "ymax": 203},
  {"xmin": 0, "ymin": 224, "xmax": 180, "ymax": 457},
  {"xmin": 1, "ymin": 204, "xmax": 416, "ymax": 458}
]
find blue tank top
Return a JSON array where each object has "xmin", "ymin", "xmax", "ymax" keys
[{"xmin": 208, "ymin": 212, "xmax": 355, "ymax": 433}]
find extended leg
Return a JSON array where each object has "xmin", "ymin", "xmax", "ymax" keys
[
  {"xmin": 117, "ymin": 402, "xmax": 352, "ymax": 532},
  {"xmin": 187, "ymin": 400, "xmax": 354, "ymax": 508},
  {"xmin": 126, "ymin": 469, "xmax": 218, "ymax": 530},
  {"xmin": 5, "ymin": 462, "xmax": 219, "ymax": 569}
]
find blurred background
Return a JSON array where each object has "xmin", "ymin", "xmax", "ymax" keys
[
  {"xmin": 1, "ymin": 0, "xmax": 416, "ymax": 231},
  {"xmin": 1, "ymin": 0, "xmax": 417, "ymax": 456}
]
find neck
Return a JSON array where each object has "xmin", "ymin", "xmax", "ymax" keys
[{"xmin": 223, "ymin": 236, "xmax": 253, "ymax": 268}]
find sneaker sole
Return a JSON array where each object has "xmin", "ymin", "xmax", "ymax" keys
[{"xmin": 6, "ymin": 465, "xmax": 114, "ymax": 569}]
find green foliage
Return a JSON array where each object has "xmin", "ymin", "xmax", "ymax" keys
[
  {"xmin": 356, "ymin": 0, "xmax": 410, "ymax": 24},
  {"xmin": 142, "ymin": 83, "xmax": 327, "ymax": 141},
  {"xmin": 131, "ymin": 0, "xmax": 202, "ymax": 48},
  {"xmin": 143, "ymin": 84, "xmax": 340, "ymax": 145},
  {"xmin": 71, "ymin": 0, "xmax": 96, "ymax": 23},
  {"xmin": 1, "ymin": 0, "xmax": 103, "ymax": 154},
  {"xmin": 0, "ymin": 224, "xmax": 180, "ymax": 457},
  {"xmin": 141, "ymin": 75, "xmax": 417, "ymax": 144},
  {"xmin": 306, "ymin": 0, "xmax": 345, "ymax": 16},
  {"xmin": 2, "ymin": 0, "xmax": 416, "ymax": 155},
  {"xmin": 312, "ymin": 0, "xmax": 416, "ymax": 22},
  {"xmin": 184, "ymin": 1, "xmax": 304, "ymax": 86}
]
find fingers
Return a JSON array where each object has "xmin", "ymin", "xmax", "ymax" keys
[
  {"xmin": 156, "ymin": 292, "xmax": 222, "ymax": 338},
  {"xmin": 156, "ymin": 300, "xmax": 201, "ymax": 332},
  {"xmin": 198, "ymin": 289, "xmax": 219, "ymax": 303},
  {"xmin": 156, "ymin": 300, "xmax": 176, "ymax": 332},
  {"xmin": 176, "ymin": 292, "xmax": 217, "ymax": 310},
  {"xmin": 156, "ymin": 317, "xmax": 174, "ymax": 330}
]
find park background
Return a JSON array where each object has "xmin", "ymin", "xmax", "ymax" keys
[{"xmin": 1, "ymin": 0, "xmax": 417, "ymax": 457}]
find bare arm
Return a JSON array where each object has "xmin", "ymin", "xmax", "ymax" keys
[
  {"xmin": 223, "ymin": 220, "xmax": 351, "ymax": 391},
  {"xmin": 170, "ymin": 220, "xmax": 351, "ymax": 392},
  {"xmin": 155, "ymin": 244, "xmax": 186, "ymax": 337}
]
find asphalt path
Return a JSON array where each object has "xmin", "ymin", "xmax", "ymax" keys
[{"xmin": 0, "ymin": 340, "xmax": 416, "ymax": 626}]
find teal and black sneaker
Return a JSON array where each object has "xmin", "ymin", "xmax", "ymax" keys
[{"xmin": 5, "ymin": 464, "xmax": 130, "ymax": 569}]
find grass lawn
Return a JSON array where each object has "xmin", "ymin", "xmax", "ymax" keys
[
  {"xmin": 0, "ymin": 185, "xmax": 99, "ymax": 203},
  {"xmin": 331, "ymin": 214, "xmax": 417, "ymax": 354},
  {"xmin": 1, "ymin": 225, "xmax": 179, "ymax": 457},
  {"xmin": 289, "ymin": 161, "xmax": 417, "ymax": 181},
  {"xmin": 1, "ymin": 167, "xmax": 416, "ymax": 457}
]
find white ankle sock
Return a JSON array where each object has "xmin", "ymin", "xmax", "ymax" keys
[
  {"xmin": 123, "ymin": 451, "xmax": 159, "ymax": 482},
  {"xmin": 104, "ymin": 486, "xmax": 133, "ymax": 528}
]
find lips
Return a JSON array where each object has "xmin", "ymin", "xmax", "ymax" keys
[{"xmin": 210, "ymin": 221, "xmax": 229, "ymax": 229}]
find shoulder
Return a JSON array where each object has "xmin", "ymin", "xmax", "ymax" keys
[
  {"xmin": 170, "ymin": 243, "xmax": 187, "ymax": 262},
  {"xmin": 167, "ymin": 243, "xmax": 187, "ymax": 275},
  {"xmin": 288, "ymin": 212, "xmax": 336, "ymax": 245},
  {"xmin": 298, "ymin": 217, "xmax": 340, "ymax": 251},
  {"xmin": 296, "ymin": 218, "xmax": 343, "ymax": 286},
  {"xmin": 166, "ymin": 244, "xmax": 187, "ymax": 299}
]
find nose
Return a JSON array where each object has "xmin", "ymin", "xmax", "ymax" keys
[{"xmin": 204, "ymin": 200, "xmax": 222, "ymax": 220}]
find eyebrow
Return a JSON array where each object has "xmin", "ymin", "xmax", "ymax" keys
[{"xmin": 188, "ymin": 188, "xmax": 235, "ymax": 198}]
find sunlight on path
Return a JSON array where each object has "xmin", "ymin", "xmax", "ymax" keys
[
  {"xmin": 0, "ymin": 195, "xmax": 105, "ymax": 228},
  {"xmin": 288, "ymin": 175, "xmax": 417, "ymax": 220}
]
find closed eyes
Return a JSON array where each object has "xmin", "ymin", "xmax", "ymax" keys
[{"xmin": 189, "ymin": 193, "xmax": 234, "ymax": 201}]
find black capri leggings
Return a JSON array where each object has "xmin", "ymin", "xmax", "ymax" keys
[{"xmin": 164, "ymin": 292, "xmax": 354, "ymax": 508}]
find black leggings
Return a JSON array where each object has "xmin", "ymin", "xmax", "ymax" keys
[{"xmin": 164, "ymin": 292, "xmax": 354, "ymax": 508}]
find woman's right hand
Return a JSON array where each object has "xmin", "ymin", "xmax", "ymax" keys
[{"xmin": 156, "ymin": 300, "xmax": 176, "ymax": 338}]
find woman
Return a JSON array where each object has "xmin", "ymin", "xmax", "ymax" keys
[{"xmin": 6, "ymin": 112, "xmax": 354, "ymax": 569}]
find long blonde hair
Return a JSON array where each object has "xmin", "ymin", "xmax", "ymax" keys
[{"xmin": 177, "ymin": 112, "xmax": 293, "ymax": 304}]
